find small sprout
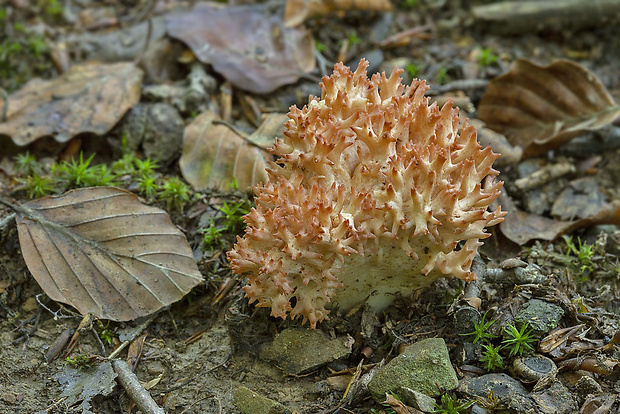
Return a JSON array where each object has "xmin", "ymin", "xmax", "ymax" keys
[
  {"xmin": 401, "ymin": 0, "xmax": 420, "ymax": 9},
  {"xmin": 436, "ymin": 66, "xmax": 450, "ymax": 85},
  {"xmin": 315, "ymin": 40, "xmax": 328, "ymax": 54},
  {"xmin": 134, "ymin": 158, "xmax": 159, "ymax": 178},
  {"xmin": 159, "ymin": 177, "xmax": 192, "ymax": 213},
  {"xmin": 433, "ymin": 394, "xmax": 473, "ymax": 414},
  {"xmin": 219, "ymin": 201, "xmax": 250, "ymax": 231},
  {"xmin": 18, "ymin": 174, "xmax": 56, "ymax": 199},
  {"xmin": 563, "ymin": 235, "xmax": 595, "ymax": 273},
  {"xmin": 96, "ymin": 321, "xmax": 114, "ymax": 345},
  {"xmin": 138, "ymin": 176, "xmax": 158, "ymax": 198},
  {"xmin": 59, "ymin": 153, "xmax": 97, "ymax": 187},
  {"xmin": 201, "ymin": 219, "xmax": 226, "ymax": 248},
  {"xmin": 502, "ymin": 323, "xmax": 537, "ymax": 357},
  {"xmin": 480, "ymin": 344, "xmax": 504, "ymax": 371},
  {"xmin": 14, "ymin": 152, "xmax": 38, "ymax": 175},
  {"xmin": 64, "ymin": 354, "xmax": 95, "ymax": 370},
  {"xmin": 405, "ymin": 63, "xmax": 420, "ymax": 78},
  {"xmin": 476, "ymin": 46, "xmax": 498, "ymax": 67},
  {"xmin": 461, "ymin": 311, "xmax": 496, "ymax": 344},
  {"xmin": 84, "ymin": 164, "xmax": 116, "ymax": 187},
  {"xmin": 111, "ymin": 152, "xmax": 137, "ymax": 176},
  {"xmin": 347, "ymin": 30, "xmax": 360, "ymax": 46}
]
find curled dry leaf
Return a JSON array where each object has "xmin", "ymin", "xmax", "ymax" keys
[
  {"xmin": 166, "ymin": 3, "xmax": 315, "ymax": 94},
  {"xmin": 11, "ymin": 187, "xmax": 202, "ymax": 321},
  {"xmin": 498, "ymin": 189, "xmax": 620, "ymax": 245},
  {"xmin": 478, "ymin": 59, "xmax": 620, "ymax": 158},
  {"xmin": 179, "ymin": 111, "xmax": 272, "ymax": 191},
  {"xmin": 0, "ymin": 62, "xmax": 143, "ymax": 146},
  {"xmin": 284, "ymin": 0, "xmax": 392, "ymax": 28}
]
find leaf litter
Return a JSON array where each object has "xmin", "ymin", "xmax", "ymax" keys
[
  {"xmin": 2, "ymin": 186, "xmax": 202, "ymax": 321},
  {"xmin": 0, "ymin": 1, "xmax": 620, "ymax": 413},
  {"xmin": 0, "ymin": 62, "xmax": 143, "ymax": 146}
]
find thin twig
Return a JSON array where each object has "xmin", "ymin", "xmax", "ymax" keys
[{"xmin": 112, "ymin": 359, "xmax": 165, "ymax": 414}]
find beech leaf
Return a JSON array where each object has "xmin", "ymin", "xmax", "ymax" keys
[
  {"xmin": 9, "ymin": 187, "xmax": 202, "ymax": 321},
  {"xmin": 180, "ymin": 111, "xmax": 272, "ymax": 191},
  {"xmin": 166, "ymin": 2, "xmax": 315, "ymax": 94},
  {"xmin": 0, "ymin": 62, "xmax": 143, "ymax": 146},
  {"xmin": 478, "ymin": 59, "xmax": 620, "ymax": 158}
]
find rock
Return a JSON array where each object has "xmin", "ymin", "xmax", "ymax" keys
[
  {"xmin": 515, "ymin": 299, "xmax": 565, "ymax": 336},
  {"xmin": 531, "ymin": 381, "xmax": 578, "ymax": 414},
  {"xmin": 512, "ymin": 354, "xmax": 558, "ymax": 382},
  {"xmin": 259, "ymin": 328, "xmax": 353, "ymax": 375},
  {"xmin": 141, "ymin": 103, "xmax": 184, "ymax": 166},
  {"xmin": 368, "ymin": 338, "xmax": 458, "ymax": 401},
  {"xmin": 458, "ymin": 373, "xmax": 535, "ymax": 413},
  {"xmin": 574, "ymin": 374, "xmax": 603, "ymax": 398},
  {"xmin": 233, "ymin": 386, "xmax": 291, "ymax": 414},
  {"xmin": 398, "ymin": 387, "xmax": 436, "ymax": 412}
]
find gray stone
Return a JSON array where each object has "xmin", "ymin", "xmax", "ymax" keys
[
  {"xmin": 233, "ymin": 386, "xmax": 291, "ymax": 414},
  {"xmin": 259, "ymin": 329, "xmax": 353, "ymax": 375},
  {"xmin": 141, "ymin": 103, "xmax": 184, "ymax": 166},
  {"xmin": 515, "ymin": 299, "xmax": 565, "ymax": 336},
  {"xmin": 399, "ymin": 387, "xmax": 436, "ymax": 412},
  {"xmin": 368, "ymin": 338, "xmax": 458, "ymax": 401},
  {"xmin": 531, "ymin": 381, "xmax": 578, "ymax": 414},
  {"xmin": 512, "ymin": 354, "xmax": 558, "ymax": 382},
  {"xmin": 458, "ymin": 373, "xmax": 534, "ymax": 413}
]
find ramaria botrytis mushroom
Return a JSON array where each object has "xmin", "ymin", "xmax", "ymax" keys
[{"xmin": 227, "ymin": 59, "xmax": 506, "ymax": 328}]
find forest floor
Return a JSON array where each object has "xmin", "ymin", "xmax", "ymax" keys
[{"xmin": 0, "ymin": 1, "xmax": 619, "ymax": 413}]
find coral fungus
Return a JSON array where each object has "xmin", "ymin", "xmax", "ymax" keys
[{"xmin": 227, "ymin": 59, "xmax": 505, "ymax": 328}]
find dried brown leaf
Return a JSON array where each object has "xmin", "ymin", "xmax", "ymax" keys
[
  {"xmin": 499, "ymin": 189, "xmax": 620, "ymax": 245},
  {"xmin": 166, "ymin": 3, "xmax": 315, "ymax": 94},
  {"xmin": 478, "ymin": 59, "xmax": 620, "ymax": 158},
  {"xmin": 0, "ymin": 62, "xmax": 143, "ymax": 146},
  {"xmin": 179, "ymin": 111, "xmax": 271, "ymax": 191},
  {"xmin": 12, "ymin": 187, "xmax": 202, "ymax": 321},
  {"xmin": 284, "ymin": 0, "xmax": 392, "ymax": 27}
]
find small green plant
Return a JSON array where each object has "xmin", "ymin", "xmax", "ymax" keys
[
  {"xmin": 219, "ymin": 201, "xmax": 250, "ymax": 231},
  {"xmin": 201, "ymin": 219, "xmax": 226, "ymax": 248},
  {"xmin": 134, "ymin": 158, "xmax": 159, "ymax": 178},
  {"xmin": 502, "ymin": 323, "xmax": 537, "ymax": 357},
  {"xmin": 159, "ymin": 177, "xmax": 192, "ymax": 213},
  {"xmin": 401, "ymin": 0, "xmax": 420, "ymax": 9},
  {"xmin": 96, "ymin": 321, "xmax": 114, "ymax": 345},
  {"xmin": 563, "ymin": 235, "xmax": 595, "ymax": 273},
  {"xmin": 347, "ymin": 30, "xmax": 360, "ymax": 46},
  {"xmin": 433, "ymin": 394, "xmax": 473, "ymax": 414},
  {"xmin": 436, "ymin": 66, "xmax": 450, "ymax": 85},
  {"xmin": 461, "ymin": 311, "xmax": 496, "ymax": 344},
  {"xmin": 59, "ymin": 153, "xmax": 97, "ymax": 187},
  {"xmin": 18, "ymin": 174, "xmax": 56, "ymax": 199},
  {"xmin": 138, "ymin": 176, "xmax": 158, "ymax": 198},
  {"xmin": 480, "ymin": 344, "xmax": 504, "ymax": 371},
  {"xmin": 64, "ymin": 354, "xmax": 95, "ymax": 370},
  {"xmin": 14, "ymin": 152, "xmax": 39, "ymax": 175},
  {"xmin": 315, "ymin": 40, "xmax": 328, "ymax": 54},
  {"xmin": 476, "ymin": 46, "xmax": 498, "ymax": 67},
  {"xmin": 405, "ymin": 62, "xmax": 420, "ymax": 78}
]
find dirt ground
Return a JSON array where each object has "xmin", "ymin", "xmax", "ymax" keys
[{"xmin": 0, "ymin": 1, "xmax": 619, "ymax": 413}]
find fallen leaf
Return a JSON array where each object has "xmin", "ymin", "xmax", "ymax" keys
[
  {"xmin": 54, "ymin": 361, "xmax": 117, "ymax": 413},
  {"xmin": 166, "ymin": 2, "xmax": 315, "ymax": 94},
  {"xmin": 284, "ymin": 0, "xmax": 392, "ymax": 28},
  {"xmin": 478, "ymin": 59, "xmax": 620, "ymax": 158},
  {"xmin": 0, "ymin": 62, "xmax": 143, "ymax": 146},
  {"xmin": 498, "ymin": 190, "xmax": 620, "ymax": 245},
  {"xmin": 179, "ymin": 111, "xmax": 272, "ymax": 191},
  {"xmin": 11, "ymin": 187, "xmax": 202, "ymax": 321},
  {"xmin": 247, "ymin": 113, "xmax": 289, "ymax": 149},
  {"xmin": 550, "ymin": 176, "xmax": 607, "ymax": 221}
]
